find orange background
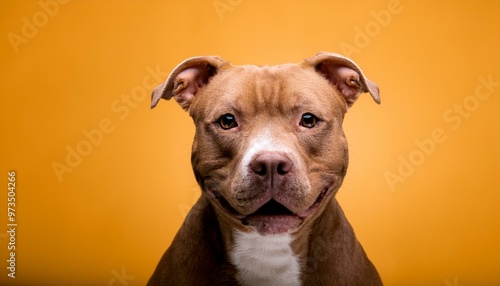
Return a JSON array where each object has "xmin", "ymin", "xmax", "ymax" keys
[{"xmin": 1, "ymin": 1, "xmax": 499, "ymax": 285}]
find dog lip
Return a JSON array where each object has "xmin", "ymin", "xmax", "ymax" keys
[
  {"xmin": 208, "ymin": 189, "xmax": 247, "ymax": 219},
  {"xmin": 209, "ymin": 189, "xmax": 302, "ymax": 235},
  {"xmin": 241, "ymin": 200, "xmax": 303, "ymax": 235},
  {"xmin": 296, "ymin": 185, "xmax": 331, "ymax": 218},
  {"xmin": 208, "ymin": 183, "xmax": 333, "ymax": 233}
]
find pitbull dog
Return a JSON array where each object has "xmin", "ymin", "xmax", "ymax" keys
[{"xmin": 148, "ymin": 52, "xmax": 382, "ymax": 286}]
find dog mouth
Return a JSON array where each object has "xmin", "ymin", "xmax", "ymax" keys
[{"xmin": 208, "ymin": 186, "xmax": 331, "ymax": 235}]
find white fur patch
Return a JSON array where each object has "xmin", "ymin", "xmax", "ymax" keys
[
  {"xmin": 241, "ymin": 129, "xmax": 281, "ymax": 168},
  {"xmin": 230, "ymin": 230, "xmax": 301, "ymax": 286},
  {"xmin": 240, "ymin": 128, "xmax": 294, "ymax": 175}
]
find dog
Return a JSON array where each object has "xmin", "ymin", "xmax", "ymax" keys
[{"xmin": 148, "ymin": 52, "xmax": 382, "ymax": 286}]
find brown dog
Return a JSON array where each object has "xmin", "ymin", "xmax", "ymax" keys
[{"xmin": 148, "ymin": 52, "xmax": 382, "ymax": 285}]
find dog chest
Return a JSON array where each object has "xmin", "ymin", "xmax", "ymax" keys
[{"xmin": 230, "ymin": 230, "xmax": 301, "ymax": 286}]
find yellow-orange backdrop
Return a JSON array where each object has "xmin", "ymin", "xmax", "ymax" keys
[{"xmin": 1, "ymin": 1, "xmax": 499, "ymax": 285}]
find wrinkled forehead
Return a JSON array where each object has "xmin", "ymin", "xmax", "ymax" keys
[{"xmin": 192, "ymin": 64, "xmax": 346, "ymax": 119}]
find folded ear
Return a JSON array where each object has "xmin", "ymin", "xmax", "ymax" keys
[
  {"xmin": 151, "ymin": 56, "xmax": 228, "ymax": 110},
  {"xmin": 304, "ymin": 52, "xmax": 380, "ymax": 109}
]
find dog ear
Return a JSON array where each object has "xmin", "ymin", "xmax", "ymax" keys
[
  {"xmin": 151, "ymin": 56, "xmax": 227, "ymax": 110},
  {"xmin": 305, "ymin": 52, "xmax": 380, "ymax": 109}
]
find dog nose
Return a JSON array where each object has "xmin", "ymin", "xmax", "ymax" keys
[{"xmin": 250, "ymin": 152, "xmax": 293, "ymax": 178}]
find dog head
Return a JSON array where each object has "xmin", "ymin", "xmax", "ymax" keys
[{"xmin": 152, "ymin": 52, "xmax": 379, "ymax": 235}]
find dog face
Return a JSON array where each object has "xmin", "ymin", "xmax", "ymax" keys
[{"xmin": 152, "ymin": 53, "xmax": 380, "ymax": 235}]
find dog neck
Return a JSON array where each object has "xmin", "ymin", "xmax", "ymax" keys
[{"xmin": 230, "ymin": 230, "xmax": 301, "ymax": 286}]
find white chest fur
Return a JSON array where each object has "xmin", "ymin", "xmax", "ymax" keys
[{"xmin": 230, "ymin": 231, "xmax": 301, "ymax": 286}]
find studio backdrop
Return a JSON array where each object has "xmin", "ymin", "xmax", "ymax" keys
[{"xmin": 1, "ymin": 1, "xmax": 499, "ymax": 285}]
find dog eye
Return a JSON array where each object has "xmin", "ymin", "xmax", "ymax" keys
[
  {"xmin": 300, "ymin": 113, "xmax": 318, "ymax": 128},
  {"xmin": 218, "ymin": 114, "xmax": 238, "ymax": 130}
]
